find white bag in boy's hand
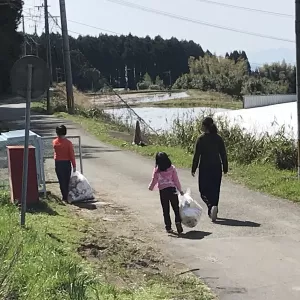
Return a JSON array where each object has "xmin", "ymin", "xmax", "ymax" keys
[
  {"xmin": 179, "ymin": 188, "xmax": 202, "ymax": 228},
  {"xmin": 68, "ymin": 171, "xmax": 94, "ymax": 203}
]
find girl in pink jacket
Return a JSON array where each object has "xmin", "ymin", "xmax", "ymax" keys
[{"xmin": 148, "ymin": 152, "xmax": 184, "ymax": 234}]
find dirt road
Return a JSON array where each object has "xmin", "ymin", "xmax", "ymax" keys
[{"xmin": 2, "ymin": 102, "xmax": 300, "ymax": 300}]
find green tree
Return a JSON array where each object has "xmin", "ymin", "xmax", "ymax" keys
[{"xmin": 0, "ymin": 1, "xmax": 23, "ymax": 94}]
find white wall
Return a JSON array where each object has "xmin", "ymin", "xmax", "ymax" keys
[{"xmin": 243, "ymin": 94, "xmax": 296, "ymax": 109}]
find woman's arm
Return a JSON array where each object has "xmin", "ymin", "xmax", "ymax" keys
[
  {"xmin": 172, "ymin": 167, "xmax": 182, "ymax": 193},
  {"xmin": 191, "ymin": 137, "xmax": 201, "ymax": 175},
  {"xmin": 219, "ymin": 137, "xmax": 228, "ymax": 174},
  {"xmin": 148, "ymin": 168, "xmax": 158, "ymax": 191}
]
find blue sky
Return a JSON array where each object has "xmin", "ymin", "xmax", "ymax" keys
[{"xmin": 23, "ymin": 0, "xmax": 295, "ymax": 64}]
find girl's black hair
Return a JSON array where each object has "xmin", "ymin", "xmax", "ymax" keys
[
  {"xmin": 202, "ymin": 117, "xmax": 218, "ymax": 134},
  {"xmin": 56, "ymin": 125, "xmax": 67, "ymax": 137},
  {"xmin": 155, "ymin": 152, "xmax": 172, "ymax": 172}
]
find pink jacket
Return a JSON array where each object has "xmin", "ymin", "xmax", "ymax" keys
[{"xmin": 148, "ymin": 165, "xmax": 182, "ymax": 192}]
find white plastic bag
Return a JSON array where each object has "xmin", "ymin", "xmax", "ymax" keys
[
  {"xmin": 68, "ymin": 171, "xmax": 94, "ymax": 203},
  {"xmin": 179, "ymin": 189, "xmax": 202, "ymax": 228}
]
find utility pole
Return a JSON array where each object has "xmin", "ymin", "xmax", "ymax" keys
[
  {"xmin": 296, "ymin": 0, "xmax": 300, "ymax": 179},
  {"xmin": 164, "ymin": 70, "xmax": 172, "ymax": 87},
  {"xmin": 22, "ymin": 16, "xmax": 26, "ymax": 56},
  {"xmin": 59, "ymin": 0, "xmax": 74, "ymax": 114},
  {"xmin": 44, "ymin": 0, "xmax": 53, "ymax": 113},
  {"xmin": 133, "ymin": 65, "xmax": 136, "ymax": 88}
]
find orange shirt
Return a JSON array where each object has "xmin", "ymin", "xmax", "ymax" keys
[{"xmin": 53, "ymin": 137, "xmax": 76, "ymax": 168}]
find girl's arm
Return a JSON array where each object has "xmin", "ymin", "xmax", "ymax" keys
[
  {"xmin": 172, "ymin": 167, "xmax": 183, "ymax": 194},
  {"xmin": 148, "ymin": 168, "xmax": 158, "ymax": 191},
  {"xmin": 69, "ymin": 142, "xmax": 76, "ymax": 170}
]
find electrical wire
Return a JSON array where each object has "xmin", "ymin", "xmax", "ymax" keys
[
  {"xmin": 105, "ymin": 0, "xmax": 294, "ymax": 43},
  {"xmin": 68, "ymin": 20, "xmax": 121, "ymax": 35},
  {"xmin": 192, "ymin": 0, "xmax": 293, "ymax": 18}
]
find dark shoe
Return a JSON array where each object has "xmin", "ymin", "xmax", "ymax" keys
[
  {"xmin": 211, "ymin": 206, "xmax": 218, "ymax": 222},
  {"xmin": 176, "ymin": 223, "xmax": 183, "ymax": 235},
  {"xmin": 166, "ymin": 228, "xmax": 173, "ymax": 234}
]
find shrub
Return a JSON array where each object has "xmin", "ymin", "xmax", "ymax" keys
[
  {"xmin": 137, "ymin": 82, "xmax": 150, "ymax": 90},
  {"xmin": 149, "ymin": 84, "xmax": 162, "ymax": 90}
]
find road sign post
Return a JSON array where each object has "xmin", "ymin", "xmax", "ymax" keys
[
  {"xmin": 10, "ymin": 55, "xmax": 49, "ymax": 227},
  {"xmin": 20, "ymin": 64, "xmax": 33, "ymax": 226}
]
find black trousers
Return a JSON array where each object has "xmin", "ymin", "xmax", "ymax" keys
[
  {"xmin": 159, "ymin": 187, "xmax": 181, "ymax": 230},
  {"xmin": 199, "ymin": 166, "xmax": 222, "ymax": 215},
  {"xmin": 55, "ymin": 160, "xmax": 71, "ymax": 200}
]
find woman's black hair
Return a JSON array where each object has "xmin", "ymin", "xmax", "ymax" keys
[
  {"xmin": 202, "ymin": 117, "xmax": 218, "ymax": 134},
  {"xmin": 155, "ymin": 152, "xmax": 172, "ymax": 172},
  {"xmin": 56, "ymin": 125, "xmax": 67, "ymax": 137}
]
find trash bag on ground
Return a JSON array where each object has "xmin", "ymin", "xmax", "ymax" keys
[
  {"xmin": 68, "ymin": 171, "xmax": 94, "ymax": 203},
  {"xmin": 179, "ymin": 189, "xmax": 202, "ymax": 228}
]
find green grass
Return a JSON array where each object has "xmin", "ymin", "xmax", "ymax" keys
[
  {"xmin": 0, "ymin": 190, "xmax": 214, "ymax": 300},
  {"xmin": 85, "ymin": 89, "xmax": 242, "ymax": 110},
  {"xmin": 135, "ymin": 90, "xmax": 242, "ymax": 109},
  {"xmin": 54, "ymin": 112, "xmax": 300, "ymax": 203}
]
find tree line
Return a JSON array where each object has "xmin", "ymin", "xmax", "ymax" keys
[
  {"xmin": 29, "ymin": 32, "xmax": 207, "ymax": 91},
  {"xmin": 173, "ymin": 54, "xmax": 296, "ymax": 98},
  {"xmin": 0, "ymin": 0, "xmax": 23, "ymax": 95}
]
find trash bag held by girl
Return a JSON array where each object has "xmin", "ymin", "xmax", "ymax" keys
[
  {"xmin": 179, "ymin": 189, "xmax": 203, "ymax": 228},
  {"xmin": 68, "ymin": 171, "xmax": 94, "ymax": 203}
]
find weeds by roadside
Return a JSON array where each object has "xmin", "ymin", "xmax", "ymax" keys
[{"xmin": 0, "ymin": 189, "xmax": 214, "ymax": 300}]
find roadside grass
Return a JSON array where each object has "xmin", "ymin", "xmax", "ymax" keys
[
  {"xmin": 144, "ymin": 97, "xmax": 242, "ymax": 109},
  {"xmin": 55, "ymin": 111, "xmax": 300, "ymax": 203},
  {"xmin": 109, "ymin": 90, "xmax": 242, "ymax": 110},
  {"xmin": 0, "ymin": 187, "xmax": 214, "ymax": 300}
]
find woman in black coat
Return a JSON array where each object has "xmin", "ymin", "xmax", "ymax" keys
[{"xmin": 191, "ymin": 117, "xmax": 228, "ymax": 222}]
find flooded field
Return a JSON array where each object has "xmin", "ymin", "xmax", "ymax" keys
[{"xmin": 105, "ymin": 106, "xmax": 229, "ymax": 132}]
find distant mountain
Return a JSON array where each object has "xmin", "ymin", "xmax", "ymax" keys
[{"xmin": 247, "ymin": 48, "xmax": 296, "ymax": 67}]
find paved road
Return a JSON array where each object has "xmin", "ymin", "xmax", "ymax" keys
[{"xmin": 2, "ymin": 102, "xmax": 300, "ymax": 300}]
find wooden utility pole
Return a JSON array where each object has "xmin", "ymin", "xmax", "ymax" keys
[
  {"xmin": 296, "ymin": 0, "xmax": 300, "ymax": 179},
  {"xmin": 44, "ymin": 0, "xmax": 53, "ymax": 113},
  {"xmin": 59, "ymin": 0, "xmax": 74, "ymax": 114}
]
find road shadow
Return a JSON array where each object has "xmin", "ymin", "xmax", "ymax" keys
[
  {"xmin": 27, "ymin": 200, "xmax": 59, "ymax": 216},
  {"xmin": 71, "ymin": 199, "xmax": 98, "ymax": 210},
  {"xmin": 214, "ymin": 218, "xmax": 261, "ymax": 228},
  {"xmin": 173, "ymin": 230, "xmax": 212, "ymax": 240}
]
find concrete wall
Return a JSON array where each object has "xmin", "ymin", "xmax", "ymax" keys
[{"xmin": 243, "ymin": 94, "xmax": 296, "ymax": 109}]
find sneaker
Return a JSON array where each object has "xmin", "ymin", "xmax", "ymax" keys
[
  {"xmin": 211, "ymin": 206, "xmax": 218, "ymax": 222},
  {"xmin": 166, "ymin": 228, "xmax": 173, "ymax": 233},
  {"xmin": 176, "ymin": 223, "xmax": 183, "ymax": 235}
]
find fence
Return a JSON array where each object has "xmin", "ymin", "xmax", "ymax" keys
[{"xmin": 243, "ymin": 94, "xmax": 296, "ymax": 109}]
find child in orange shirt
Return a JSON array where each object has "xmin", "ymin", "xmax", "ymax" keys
[{"xmin": 53, "ymin": 125, "xmax": 76, "ymax": 201}]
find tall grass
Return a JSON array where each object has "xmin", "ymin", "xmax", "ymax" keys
[{"xmin": 156, "ymin": 113, "xmax": 297, "ymax": 171}]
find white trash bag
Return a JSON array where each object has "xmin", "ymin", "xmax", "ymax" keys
[
  {"xmin": 179, "ymin": 189, "xmax": 203, "ymax": 228},
  {"xmin": 68, "ymin": 171, "xmax": 94, "ymax": 203}
]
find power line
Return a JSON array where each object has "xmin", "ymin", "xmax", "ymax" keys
[
  {"xmin": 68, "ymin": 20, "xmax": 121, "ymax": 35},
  {"xmin": 192, "ymin": 0, "xmax": 293, "ymax": 18},
  {"xmin": 105, "ymin": 0, "xmax": 294, "ymax": 43}
]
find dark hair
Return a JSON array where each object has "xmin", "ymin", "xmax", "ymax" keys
[
  {"xmin": 202, "ymin": 117, "xmax": 218, "ymax": 134},
  {"xmin": 155, "ymin": 152, "xmax": 172, "ymax": 172},
  {"xmin": 56, "ymin": 125, "xmax": 67, "ymax": 137}
]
